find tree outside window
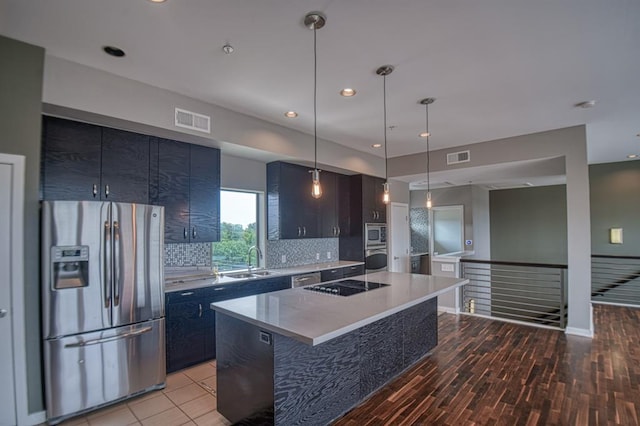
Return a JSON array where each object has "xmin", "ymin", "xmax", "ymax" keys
[{"xmin": 212, "ymin": 190, "xmax": 258, "ymax": 271}]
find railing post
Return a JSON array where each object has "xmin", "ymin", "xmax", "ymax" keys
[{"xmin": 559, "ymin": 269, "xmax": 566, "ymax": 329}]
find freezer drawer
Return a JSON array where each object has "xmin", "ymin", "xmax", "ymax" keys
[{"xmin": 44, "ymin": 319, "xmax": 166, "ymax": 424}]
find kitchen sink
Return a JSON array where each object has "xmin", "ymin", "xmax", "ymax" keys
[{"xmin": 223, "ymin": 270, "xmax": 275, "ymax": 279}]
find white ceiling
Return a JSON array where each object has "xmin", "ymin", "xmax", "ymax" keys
[{"xmin": 2, "ymin": 0, "xmax": 640, "ymax": 169}]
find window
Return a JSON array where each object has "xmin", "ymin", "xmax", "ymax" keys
[{"xmin": 212, "ymin": 190, "xmax": 259, "ymax": 271}]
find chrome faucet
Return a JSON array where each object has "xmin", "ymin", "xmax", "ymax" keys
[{"xmin": 247, "ymin": 245, "xmax": 263, "ymax": 273}]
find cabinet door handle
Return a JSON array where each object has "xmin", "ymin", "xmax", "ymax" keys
[
  {"xmin": 198, "ymin": 303, "xmax": 203, "ymax": 318},
  {"xmin": 104, "ymin": 185, "xmax": 110, "ymax": 198},
  {"xmin": 92, "ymin": 184, "xmax": 98, "ymax": 197},
  {"xmin": 297, "ymin": 227, "xmax": 301, "ymax": 237},
  {"xmin": 303, "ymin": 226, "xmax": 306, "ymax": 236},
  {"xmin": 183, "ymin": 227, "xmax": 188, "ymax": 239},
  {"xmin": 337, "ymin": 226, "xmax": 341, "ymax": 236},
  {"xmin": 192, "ymin": 226, "xmax": 197, "ymax": 239},
  {"xmin": 180, "ymin": 292, "xmax": 194, "ymax": 296},
  {"xmin": 332, "ymin": 226, "xmax": 336, "ymax": 236}
]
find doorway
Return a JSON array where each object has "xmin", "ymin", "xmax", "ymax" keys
[
  {"xmin": 389, "ymin": 202, "xmax": 410, "ymax": 272},
  {"xmin": 430, "ymin": 205, "xmax": 464, "ymax": 256},
  {"xmin": 0, "ymin": 153, "xmax": 27, "ymax": 425}
]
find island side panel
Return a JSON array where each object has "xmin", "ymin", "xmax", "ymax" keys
[
  {"xmin": 274, "ymin": 332, "xmax": 360, "ymax": 426},
  {"xmin": 403, "ymin": 298, "xmax": 438, "ymax": 366},
  {"xmin": 216, "ymin": 313, "xmax": 275, "ymax": 424},
  {"xmin": 359, "ymin": 313, "xmax": 404, "ymax": 398}
]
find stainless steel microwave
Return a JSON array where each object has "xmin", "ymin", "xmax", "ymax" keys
[{"xmin": 365, "ymin": 223, "xmax": 386, "ymax": 247}]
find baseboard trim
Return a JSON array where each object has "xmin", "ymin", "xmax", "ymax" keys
[
  {"xmin": 437, "ymin": 306, "xmax": 457, "ymax": 314},
  {"xmin": 565, "ymin": 326, "xmax": 594, "ymax": 338},
  {"xmin": 24, "ymin": 410, "xmax": 46, "ymax": 426}
]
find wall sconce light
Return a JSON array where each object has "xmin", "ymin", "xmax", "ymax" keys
[{"xmin": 610, "ymin": 228, "xmax": 623, "ymax": 244}]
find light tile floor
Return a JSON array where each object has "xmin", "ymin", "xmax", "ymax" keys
[{"xmin": 58, "ymin": 361, "xmax": 231, "ymax": 426}]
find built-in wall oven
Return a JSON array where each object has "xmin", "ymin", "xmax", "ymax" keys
[
  {"xmin": 365, "ymin": 223, "xmax": 388, "ymax": 272},
  {"xmin": 365, "ymin": 246, "xmax": 387, "ymax": 272}
]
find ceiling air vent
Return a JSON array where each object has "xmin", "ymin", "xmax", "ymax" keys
[
  {"xmin": 447, "ymin": 150, "xmax": 470, "ymax": 165},
  {"xmin": 175, "ymin": 108, "xmax": 211, "ymax": 133}
]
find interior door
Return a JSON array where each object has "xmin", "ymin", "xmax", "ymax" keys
[
  {"xmin": 0, "ymin": 162, "xmax": 17, "ymax": 426},
  {"xmin": 390, "ymin": 202, "xmax": 410, "ymax": 273}
]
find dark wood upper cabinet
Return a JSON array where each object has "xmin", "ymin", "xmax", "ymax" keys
[
  {"xmin": 100, "ymin": 128, "xmax": 150, "ymax": 203},
  {"xmin": 42, "ymin": 116, "xmax": 150, "ymax": 203},
  {"xmin": 150, "ymin": 138, "xmax": 220, "ymax": 243},
  {"xmin": 151, "ymin": 138, "xmax": 190, "ymax": 243},
  {"xmin": 267, "ymin": 161, "xmax": 321, "ymax": 240},
  {"xmin": 189, "ymin": 144, "xmax": 220, "ymax": 242},
  {"xmin": 41, "ymin": 116, "xmax": 102, "ymax": 201},
  {"xmin": 42, "ymin": 116, "xmax": 220, "ymax": 243},
  {"xmin": 362, "ymin": 174, "xmax": 387, "ymax": 223},
  {"xmin": 319, "ymin": 171, "xmax": 341, "ymax": 238}
]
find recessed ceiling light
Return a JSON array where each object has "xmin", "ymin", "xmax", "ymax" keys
[
  {"xmin": 419, "ymin": 132, "xmax": 431, "ymax": 138},
  {"xmin": 102, "ymin": 46, "xmax": 125, "ymax": 57},
  {"xmin": 148, "ymin": 0, "xmax": 167, "ymax": 3},
  {"xmin": 284, "ymin": 111, "xmax": 298, "ymax": 118},
  {"xmin": 340, "ymin": 88, "xmax": 356, "ymax": 97},
  {"xmin": 628, "ymin": 154, "xmax": 638, "ymax": 159},
  {"xmin": 371, "ymin": 143, "xmax": 382, "ymax": 148},
  {"xmin": 574, "ymin": 100, "xmax": 596, "ymax": 108}
]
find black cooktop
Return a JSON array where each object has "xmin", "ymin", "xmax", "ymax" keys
[{"xmin": 304, "ymin": 279, "xmax": 389, "ymax": 297}]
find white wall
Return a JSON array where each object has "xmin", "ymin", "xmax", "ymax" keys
[
  {"xmin": 220, "ymin": 154, "xmax": 266, "ymax": 193},
  {"xmin": 43, "ymin": 55, "xmax": 384, "ymax": 177},
  {"xmin": 392, "ymin": 126, "xmax": 592, "ymax": 337}
]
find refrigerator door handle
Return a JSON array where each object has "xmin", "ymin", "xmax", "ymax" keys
[
  {"xmin": 104, "ymin": 220, "xmax": 112, "ymax": 309},
  {"xmin": 63, "ymin": 326, "xmax": 153, "ymax": 348},
  {"xmin": 113, "ymin": 221, "xmax": 120, "ymax": 306}
]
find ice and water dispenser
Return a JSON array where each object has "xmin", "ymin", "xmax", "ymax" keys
[{"xmin": 51, "ymin": 245, "xmax": 89, "ymax": 289}]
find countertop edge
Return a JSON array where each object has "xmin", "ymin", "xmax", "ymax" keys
[
  {"xmin": 210, "ymin": 277, "xmax": 468, "ymax": 346},
  {"xmin": 165, "ymin": 260, "xmax": 365, "ymax": 293}
]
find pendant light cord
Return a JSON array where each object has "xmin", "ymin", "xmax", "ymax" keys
[
  {"xmin": 426, "ymin": 104, "xmax": 430, "ymax": 193},
  {"xmin": 383, "ymin": 74, "xmax": 388, "ymax": 181},
  {"xmin": 313, "ymin": 25, "xmax": 318, "ymax": 171}
]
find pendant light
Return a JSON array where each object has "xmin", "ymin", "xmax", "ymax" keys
[
  {"xmin": 305, "ymin": 12, "xmax": 326, "ymax": 199},
  {"xmin": 376, "ymin": 65, "xmax": 394, "ymax": 205},
  {"xmin": 419, "ymin": 98, "xmax": 436, "ymax": 209}
]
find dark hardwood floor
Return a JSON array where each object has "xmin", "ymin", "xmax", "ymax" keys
[{"xmin": 334, "ymin": 305, "xmax": 640, "ymax": 426}]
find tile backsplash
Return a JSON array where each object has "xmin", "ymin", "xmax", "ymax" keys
[
  {"xmin": 410, "ymin": 207, "xmax": 430, "ymax": 254},
  {"xmin": 165, "ymin": 239, "xmax": 340, "ymax": 269},
  {"xmin": 165, "ymin": 243, "xmax": 212, "ymax": 267},
  {"xmin": 266, "ymin": 238, "xmax": 339, "ymax": 269}
]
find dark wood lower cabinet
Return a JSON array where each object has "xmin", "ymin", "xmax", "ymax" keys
[{"xmin": 165, "ymin": 276, "xmax": 291, "ymax": 373}]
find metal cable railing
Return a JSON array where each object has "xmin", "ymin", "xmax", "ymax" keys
[
  {"xmin": 460, "ymin": 259, "xmax": 568, "ymax": 329},
  {"xmin": 591, "ymin": 255, "xmax": 640, "ymax": 306}
]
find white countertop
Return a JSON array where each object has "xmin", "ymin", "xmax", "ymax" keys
[
  {"xmin": 164, "ymin": 260, "xmax": 365, "ymax": 293},
  {"xmin": 210, "ymin": 271, "xmax": 467, "ymax": 346},
  {"xmin": 270, "ymin": 260, "xmax": 364, "ymax": 275}
]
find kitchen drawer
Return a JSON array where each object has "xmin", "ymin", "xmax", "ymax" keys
[
  {"xmin": 342, "ymin": 264, "xmax": 365, "ymax": 278},
  {"xmin": 321, "ymin": 268, "xmax": 344, "ymax": 282}
]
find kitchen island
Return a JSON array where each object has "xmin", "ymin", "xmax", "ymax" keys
[{"xmin": 210, "ymin": 271, "xmax": 467, "ymax": 425}]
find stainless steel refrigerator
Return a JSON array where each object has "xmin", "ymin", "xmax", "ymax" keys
[{"xmin": 41, "ymin": 201, "xmax": 166, "ymax": 424}]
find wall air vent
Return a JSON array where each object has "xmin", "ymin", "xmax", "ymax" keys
[
  {"xmin": 175, "ymin": 108, "xmax": 211, "ymax": 133},
  {"xmin": 447, "ymin": 150, "xmax": 470, "ymax": 165}
]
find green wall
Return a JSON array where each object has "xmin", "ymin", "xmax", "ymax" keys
[
  {"xmin": 0, "ymin": 35, "xmax": 44, "ymax": 413},
  {"xmin": 590, "ymin": 161, "xmax": 640, "ymax": 255},
  {"xmin": 490, "ymin": 185, "xmax": 568, "ymax": 264}
]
